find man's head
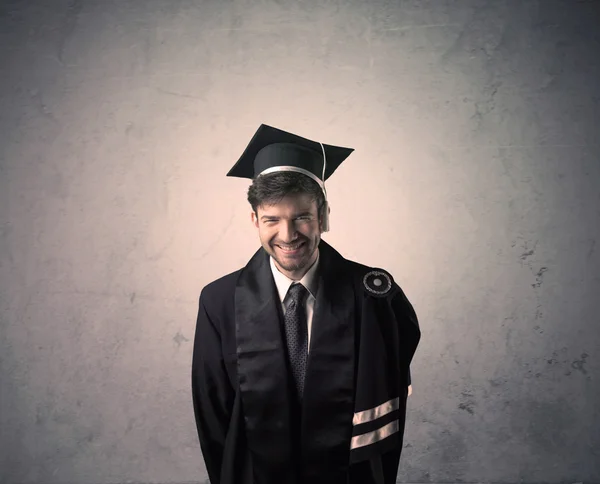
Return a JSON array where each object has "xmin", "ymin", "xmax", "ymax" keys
[{"xmin": 248, "ymin": 171, "xmax": 328, "ymax": 280}]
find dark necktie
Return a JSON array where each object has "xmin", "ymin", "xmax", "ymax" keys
[{"xmin": 283, "ymin": 283, "xmax": 309, "ymax": 401}]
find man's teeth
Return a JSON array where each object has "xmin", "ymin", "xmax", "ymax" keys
[{"xmin": 280, "ymin": 243, "xmax": 303, "ymax": 250}]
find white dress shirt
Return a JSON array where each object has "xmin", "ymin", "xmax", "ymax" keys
[{"xmin": 269, "ymin": 250, "xmax": 320, "ymax": 353}]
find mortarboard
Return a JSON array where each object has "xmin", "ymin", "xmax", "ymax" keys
[{"xmin": 227, "ymin": 124, "xmax": 354, "ymax": 232}]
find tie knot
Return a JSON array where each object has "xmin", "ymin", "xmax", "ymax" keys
[{"xmin": 287, "ymin": 283, "xmax": 308, "ymax": 304}]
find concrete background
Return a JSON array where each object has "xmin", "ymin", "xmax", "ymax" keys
[{"xmin": 1, "ymin": 0, "xmax": 598, "ymax": 483}]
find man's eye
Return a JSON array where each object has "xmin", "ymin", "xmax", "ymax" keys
[{"xmin": 264, "ymin": 217, "xmax": 310, "ymax": 224}]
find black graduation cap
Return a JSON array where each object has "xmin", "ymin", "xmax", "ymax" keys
[{"xmin": 226, "ymin": 124, "xmax": 354, "ymax": 184}]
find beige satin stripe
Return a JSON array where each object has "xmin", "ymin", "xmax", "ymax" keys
[
  {"xmin": 352, "ymin": 397, "xmax": 399, "ymax": 425},
  {"xmin": 259, "ymin": 166, "xmax": 325, "ymax": 191},
  {"xmin": 350, "ymin": 420, "xmax": 400, "ymax": 450}
]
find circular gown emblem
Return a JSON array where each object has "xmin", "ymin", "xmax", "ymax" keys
[{"xmin": 363, "ymin": 270, "xmax": 393, "ymax": 297}]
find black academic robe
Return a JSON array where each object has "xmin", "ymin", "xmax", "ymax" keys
[{"xmin": 191, "ymin": 239, "xmax": 420, "ymax": 484}]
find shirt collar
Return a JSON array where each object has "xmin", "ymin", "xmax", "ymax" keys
[{"xmin": 270, "ymin": 249, "xmax": 320, "ymax": 302}]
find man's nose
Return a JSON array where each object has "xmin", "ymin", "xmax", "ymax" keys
[{"xmin": 279, "ymin": 220, "xmax": 298, "ymax": 242}]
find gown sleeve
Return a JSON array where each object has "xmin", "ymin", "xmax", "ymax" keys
[
  {"xmin": 392, "ymin": 285, "xmax": 420, "ymax": 386},
  {"xmin": 379, "ymin": 286, "xmax": 418, "ymax": 484},
  {"xmin": 191, "ymin": 290, "xmax": 234, "ymax": 484}
]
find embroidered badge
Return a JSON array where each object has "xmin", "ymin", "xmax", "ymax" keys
[{"xmin": 363, "ymin": 270, "xmax": 393, "ymax": 297}]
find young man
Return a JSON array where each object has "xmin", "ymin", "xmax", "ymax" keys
[{"xmin": 191, "ymin": 125, "xmax": 421, "ymax": 484}]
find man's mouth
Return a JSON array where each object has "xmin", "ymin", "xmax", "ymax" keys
[{"xmin": 276, "ymin": 241, "xmax": 306, "ymax": 253}]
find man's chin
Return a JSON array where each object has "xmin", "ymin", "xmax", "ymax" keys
[{"xmin": 271, "ymin": 246, "xmax": 308, "ymax": 267}]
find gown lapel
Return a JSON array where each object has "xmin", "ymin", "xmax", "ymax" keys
[
  {"xmin": 235, "ymin": 240, "xmax": 357, "ymax": 484},
  {"xmin": 300, "ymin": 240, "xmax": 356, "ymax": 482},
  {"xmin": 235, "ymin": 245, "xmax": 297, "ymax": 482}
]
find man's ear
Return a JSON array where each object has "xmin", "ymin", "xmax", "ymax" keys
[
  {"xmin": 251, "ymin": 211, "xmax": 259, "ymax": 228},
  {"xmin": 319, "ymin": 203, "xmax": 331, "ymax": 232}
]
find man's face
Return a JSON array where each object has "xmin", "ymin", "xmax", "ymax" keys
[{"xmin": 251, "ymin": 193, "xmax": 323, "ymax": 280}]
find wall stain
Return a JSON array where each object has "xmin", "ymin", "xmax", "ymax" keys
[
  {"xmin": 489, "ymin": 377, "xmax": 507, "ymax": 387},
  {"xmin": 173, "ymin": 330, "xmax": 189, "ymax": 347},
  {"xmin": 155, "ymin": 86, "xmax": 207, "ymax": 101},
  {"xmin": 571, "ymin": 353, "xmax": 589, "ymax": 374},
  {"xmin": 458, "ymin": 390, "xmax": 476, "ymax": 415},
  {"xmin": 458, "ymin": 402, "xmax": 475, "ymax": 414},
  {"xmin": 520, "ymin": 248, "xmax": 534, "ymax": 260},
  {"xmin": 514, "ymin": 239, "xmax": 548, "ymax": 321},
  {"xmin": 531, "ymin": 267, "xmax": 548, "ymax": 288},
  {"xmin": 518, "ymin": 238, "xmax": 538, "ymax": 263}
]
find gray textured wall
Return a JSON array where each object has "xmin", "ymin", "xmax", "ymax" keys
[{"xmin": 1, "ymin": 0, "xmax": 598, "ymax": 483}]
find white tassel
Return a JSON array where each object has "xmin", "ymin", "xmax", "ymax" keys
[{"xmin": 319, "ymin": 142, "xmax": 329, "ymax": 233}]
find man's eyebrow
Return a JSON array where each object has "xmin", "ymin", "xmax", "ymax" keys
[{"xmin": 260, "ymin": 211, "xmax": 313, "ymax": 220}]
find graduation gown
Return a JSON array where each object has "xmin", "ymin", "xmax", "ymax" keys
[{"xmin": 191, "ymin": 239, "xmax": 420, "ymax": 484}]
